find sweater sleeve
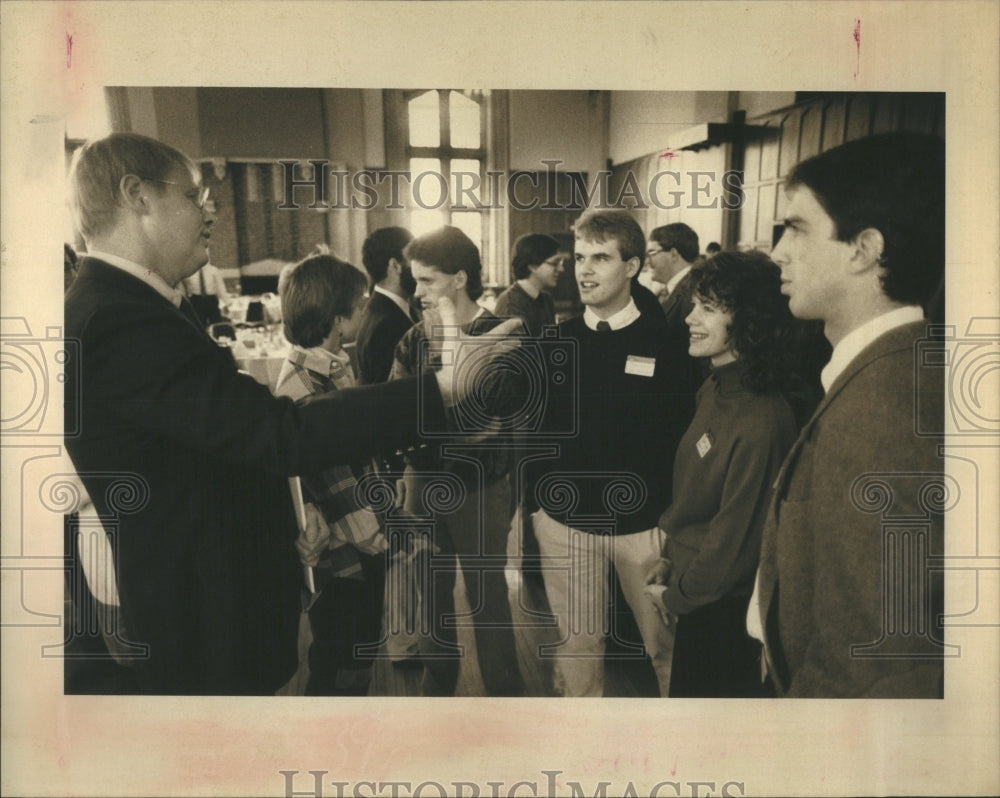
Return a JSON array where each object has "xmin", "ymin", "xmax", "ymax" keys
[{"xmin": 664, "ymin": 415, "xmax": 790, "ymax": 616}]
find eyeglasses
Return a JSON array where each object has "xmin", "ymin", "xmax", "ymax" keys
[
  {"xmin": 645, "ymin": 247, "xmax": 665, "ymax": 259},
  {"xmin": 144, "ymin": 178, "xmax": 211, "ymax": 209}
]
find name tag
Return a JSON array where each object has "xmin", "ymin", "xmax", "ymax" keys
[
  {"xmin": 696, "ymin": 432, "xmax": 713, "ymax": 458},
  {"xmin": 625, "ymin": 355, "xmax": 656, "ymax": 377}
]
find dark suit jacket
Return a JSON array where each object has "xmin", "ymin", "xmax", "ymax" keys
[
  {"xmin": 356, "ymin": 290, "xmax": 414, "ymax": 385},
  {"xmin": 757, "ymin": 321, "xmax": 945, "ymax": 697},
  {"xmin": 660, "ymin": 269, "xmax": 695, "ymax": 334},
  {"xmin": 64, "ymin": 258, "xmax": 441, "ymax": 694}
]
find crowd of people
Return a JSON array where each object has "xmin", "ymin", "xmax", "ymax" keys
[{"xmin": 63, "ymin": 129, "xmax": 945, "ymax": 699}]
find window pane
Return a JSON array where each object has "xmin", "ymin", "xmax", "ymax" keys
[
  {"xmin": 408, "ymin": 91, "xmax": 440, "ymax": 147},
  {"xmin": 451, "ymin": 211, "xmax": 482, "ymax": 254},
  {"xmin": 409, "ymin": 157, "xmax": 444, "ymax": 210},
  {"xmin": 449, "ymin": 91, "xmax": 481, "ymax": 149},
  {"xmin": 409, "ymin": 208, "xmax": 448, "ymax": 238},
  {"xmin": 450, "ymin": 158, "xmax": 481, "ymax": 205}
]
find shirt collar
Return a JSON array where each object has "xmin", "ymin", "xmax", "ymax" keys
[
  {"xmin": 583, "ymin": 298, "xmax": 641, "ymax": 331},
  {"xmin": 665, "ymin": 264, "xmax": 692, "ymax": 295},
  {"xmin": 373, "ymin": 285, "xmax": 413, "ymax": 318},
  {"xmin": 821, "ymin": 305, "xmax": 924, "ymax": 392},
  {"xmin": 288, "ymin": 344, "xmax": 352, "ymax": 378},
  {"xmin": 85, "ymin": 249, "xmax": 184, "ymax": 307}
]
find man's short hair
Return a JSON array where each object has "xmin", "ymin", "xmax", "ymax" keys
[
  {"xmin": 786, "ymin": 132, "xmax": 944, "ymax": 306},
  {"xmin": 68, "ymin": 133, "xmax": 195, "ymax": 241},
  {"xmin": 650, "ymin": 223, "xmax": 700, "ymax": 263},
  {"xmin": 361, "ymin": 226, "xmax": 413, "ymax": 286},
  {"xmin": 705, "ymin": 241, "xmax": 722, "ymax": 255},
  {"xmin": 404, "ymin": 225, "xmax": 484, "ymax": 300},
  {"xmin": 511, "ymin": 233, "xmax": 560, "ymax": 280},
  {"xmin": 574, "ymin": 210, "xmax": 645, "ymax": 264},
  {"xmin": 282, "ymin": 254, "xmax": 367, "ymax": 348}
]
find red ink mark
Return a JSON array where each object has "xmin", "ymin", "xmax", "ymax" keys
[
  {"xmin": 66, "ymin": 33, "xmax": 73, "ymax": 68},
  {"xmin": 853, "ymin": 19, "xmax": 861, "ymax": 78},
  {"xmin": 670, "ymin": 755, "xmax": 677, "ymax": 776},
  {"xmin": 660, "ymin": 148, "xmax": 678, "ymax": 160}
]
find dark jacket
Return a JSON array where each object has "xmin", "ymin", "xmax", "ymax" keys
[
  {"xmin": 757, "ymin": 321, "xmax": 945, "ymax": 698},
  {"xmin": 64, "ymin": 257, "xmax": 441, "ymax": 693}
]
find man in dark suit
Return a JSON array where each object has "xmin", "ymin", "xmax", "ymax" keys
[
  {"xmin": 645, "ymin": 222, "xmax": 700, "ymax": 333},
  {"xmin": 63, "ymin": 133, "xmax": 518, "ymax": 694},
  {"xmin": 754, "ymin": 132, "xmax": 946, "ymax": 697},
  {"xmin": 356, "ymin": 226, "xmax": 416, "ymax": 385}
]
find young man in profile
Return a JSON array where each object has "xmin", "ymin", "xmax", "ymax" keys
[
  {"xmin": 529, "ymin": 210, "xmax": 694, "ymax": 696},
  {"xmin": 390, "ymin": 225, "xmax": 526, "ymax": 696},
  {"xmin": 755, "ymin": 132, "xmax": 946, "ymax": 698}
]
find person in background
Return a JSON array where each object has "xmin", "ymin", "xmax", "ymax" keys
[
  {"xmin": 645, "ymin": 251, "xmax": 799, "ymax": 697},
  {"xmin": 182, "ymin": 261, "xmax": 231, "ymax": 325},
  {"xmin": 705, "ymin": 241, "xmax": 722, "ymax": 257},
  {"xmin": 354, "ymin": 226, "xmax": 423, "ymax": 669},
  {"xmin": 755, "ymin": 132, "xmax": 946, "ymax": 698},
  {"xmin": 646, "ymin": 222, "xmax": 700, "ymax": 332},
  {"xmin": 528, "ymin": 210, "xmax": 695, "ymax": 697},
  {"xmin": 356, "ymin": 226, "xmax": 418, "ymax": 385},
  {"xmin": 494, "ymin": 233, "xmax": 563, "ymax": 336},
  {"xmin": 390, "ymin": 225, "xmax": 526, "ymax": 696},
  {"xmin": 274, "ymin": 254, "xmax": 388, "ymax": 696}
]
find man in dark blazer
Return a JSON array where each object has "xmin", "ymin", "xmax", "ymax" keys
[
  {"xmin": 755, "ymin": 132, "xmax": 946, "ymax": 697},
  {"xmin": 646, "ymin": 222, "xmax": 700, "ymax": 333},
  {"xmin": 356, "ymin": 226, "xmax": 417, "ymax": 385},
  {"xmin": 63, "ymin": 133, "xmax": 518, "ymax": 694}
]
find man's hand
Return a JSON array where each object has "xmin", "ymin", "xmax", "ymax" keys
[
  {"xmin": 427, "ymin": 296, "xmax": 523, "ymax": 407},
  {"xmin": 645, "ymin": 556, "xmax": 673, "ymax": 586},
  {"xmin": 295, "ymin": 502, "xmax": 331, "ymax": 567}
]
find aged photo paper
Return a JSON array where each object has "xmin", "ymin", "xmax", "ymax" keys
[{"xmin": 2, "ymin": 2, "xmax": 998, "ymax": 796}]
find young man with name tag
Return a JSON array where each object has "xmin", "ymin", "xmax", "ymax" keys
[{"xmin": 528, "ymin": 210, "xmax": 695, "ymax": 696}]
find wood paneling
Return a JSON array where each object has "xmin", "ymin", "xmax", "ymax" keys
[{"xmin": 736, "ymin": 93, "xmax": 944, "ymax": 252}]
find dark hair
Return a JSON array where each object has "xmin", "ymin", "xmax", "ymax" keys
[
  {"xmin": 404, "ymin": 225, "xmax": 483, "ymax": 300},
  {"xmin": 690, "ymin": 250, "xmax": 800, "ymax": 394},
  {"xmin": 574, "ymin": 210, "xmax": 645, "ymax": 265},
  {"xmin": 282, "ymin": 254, "xmax": 367, "ymax": 348},
  {"xmin": 68, "ymin": 132, "xmax": 194, "ymax": 240},
  {"xmin": 705, "ymin": 241, "xmax": 722, "ymax": 255},
  {"xmin": 650, "ymin": 223, "xmax": 700, "ymax": 263},
  {"xmin": 511, "ymin": 233, "xmax": 560, "ymax": 280},
  {"xmin": 361, "ymin": 226, "xmax": 413, "ymax": 285},
  {"xmin": 786, "ymin": 132, "xmax": 944, "ymax": 306}
]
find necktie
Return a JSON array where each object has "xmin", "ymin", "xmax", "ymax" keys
[{"xmin": 596, "ymin": 321, "xmax": 612, "ymax": 332}]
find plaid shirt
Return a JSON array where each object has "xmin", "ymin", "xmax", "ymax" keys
[{"xmin": 274, "ymin": 345, "xmax": 387, "ymax": 580}]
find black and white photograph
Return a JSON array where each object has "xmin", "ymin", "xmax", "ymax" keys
[{"xmin": 2, "ymin": 2, "xmax": 998, "ymax": 797}]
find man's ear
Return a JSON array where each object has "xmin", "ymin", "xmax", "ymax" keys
[
  {"xmin": 851, "ymin": 227, "xmax": 885, "ymax": 274},
  {"xmin": 625, "ymin": 256, "xmax": 641, "ymax": 279},
  {"xmin": 119, "ymin": 174, "xmax": 149, "ymax": 214}
]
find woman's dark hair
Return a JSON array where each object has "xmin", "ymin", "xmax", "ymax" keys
[
  {"xmin": 282, "ymin": 254, "xmax": 367, "ymax": 348},
  {"xmin": 404, "ymin": 225, "xmax": 483, "ymax": 301},
  {"xmin": 690, "ymin": 250, "xmax": 802, "ymax": 395},
  {"xmin": 511, "ymin": 233, "xmax": 560, "ymax": 280}
]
